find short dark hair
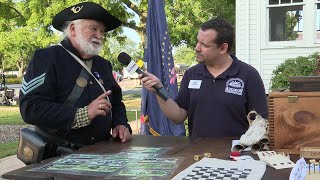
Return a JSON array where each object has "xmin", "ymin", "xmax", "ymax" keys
[{"xmin": 201, "ymin": 17, "xmax": 235, "ymax": 53}]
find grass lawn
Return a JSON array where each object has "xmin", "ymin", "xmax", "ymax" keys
[
  {"xmin": 0, "ymin": 94, "xmax": 141, "ymax": 159},
  {"xmin": 0, "ymin": 141, "xmax": 18, "ymax": 159},
  {"xmin": 0, "ymin": 94, "xmax": 141, "ymax": 124},
  {"xmin": 123, "ymin": 94, "xmax": 141, "ymax": 122},
  {"xmin": 0, "ymin": 106, "xmax": 25, "ymax": 125}
]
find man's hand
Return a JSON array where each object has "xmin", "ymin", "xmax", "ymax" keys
[
  {"xmin": 87, "ymin": 90, "xmax": 112, "ymax": 121},
  {"xmin": 139, "ymin": 72, "xmax": 163, "ymax": 92},
  {"xmin": 112, "ymin": 125, "xmax": 132, "ymax": 143}
]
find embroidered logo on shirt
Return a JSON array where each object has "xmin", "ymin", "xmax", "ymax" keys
[
  {"xmin": 225, "ymin": 78, "xmax": 244, "ymax": 96},
  {"xmin": 21, "ymin": 73, "xmax": 46, "ymax": 95}
]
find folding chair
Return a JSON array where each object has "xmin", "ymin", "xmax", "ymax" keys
[{"xmin": 0, "ymin": 88, "xmax": 14, "ymax": 106}]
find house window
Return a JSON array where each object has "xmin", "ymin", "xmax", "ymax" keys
[
  {"xmin": 281, "ymin": 0, "xmax": 291, "ymax": 4},
  {"xmin": 269, "ymin": 0, "xmax": 303, "ymax": 5},
  {"xmin": 268, "ymin": 1, "xmax": 304, "ymax": 41},
  {"xmin": 269, "ymin": 0, "xmax": 279, "ymax": 4}
]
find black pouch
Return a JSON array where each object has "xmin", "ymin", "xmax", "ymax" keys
[{"xmin": 17, "ymin": 128, "xmax": 58, "ymax": 165}]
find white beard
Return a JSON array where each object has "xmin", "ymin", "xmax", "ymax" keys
[{"xmin": 76, "ymin": 33, "xmax": 103, "ymax": 56}]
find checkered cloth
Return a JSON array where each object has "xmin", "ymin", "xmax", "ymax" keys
[
  {"xmin": 182, "ymin": 166, "xmax": 251, "ymax": 180},
  {"xmin": 172, "ymin": 158, "xmax": 266, "ymax": 180},
  {"xmin": 72, "ymin": 106, "xmax": 90, "ymax": 129}
]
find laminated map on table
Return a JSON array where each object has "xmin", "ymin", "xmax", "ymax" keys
[{"xmin": 29, "ymin": 146, "xmax": 182, "ymax": 179}]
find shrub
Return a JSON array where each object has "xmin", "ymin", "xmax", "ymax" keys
[
  {"xmin": 270, "ymin": 53, "xmax": 320, "ymax": 90},
  {"xmin": 6, "ymin": 78, "xmax": 22, "ymax": 84},
  {"xmin": 5, "ymin": 74, "xmax": 17, "ymax": 78}
]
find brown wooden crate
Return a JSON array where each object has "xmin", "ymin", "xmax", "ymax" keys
[
  {"xmin": 300, "ymin": 147, "xmax": 320, "ymax": 158},
  {"xmin": 268, "ymin": 91, "xmax": 320, "ymax": 154},
  {"xmin": 290, "ymin": 76, "xmax": 320, "ymax": 92}
]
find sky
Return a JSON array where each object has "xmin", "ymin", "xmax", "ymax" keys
[
  {"xmin": 122, "ymin": 3, "xmax": 141, "ymax": 45},
  {"xmin": 123, "ymin": 27, "xmax": 141, "ymax": 44}
]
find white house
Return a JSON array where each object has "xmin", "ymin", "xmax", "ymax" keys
[{"xmin": 236, "ymin": 0, "xmax": 320, "ymax": 92}]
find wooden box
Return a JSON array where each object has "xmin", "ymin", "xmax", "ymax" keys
[
  {"xmin": 268, "ymin": 91, "xmax": 320, "ymax": 154},
  {"xmin": 290, "ymin": 76, "xmax": 320, "ymax": 92}
]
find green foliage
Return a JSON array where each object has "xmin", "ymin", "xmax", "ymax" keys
[
  {"xmin": 166, "ymin": 0, "xmax": 235, "ymax": 48},
  {"xmin": 0, "ymin": 0, "xmax": 235, "ymax": 73},
  {"xmin": 0, "ymin": 141, "xmax": 18, "ymax": 158},
  {"xmin": 6, "ymin": 77, "xmax": 22, "ymax": 84},
  {"xmin": 285, "ymin": 11, "xmax": 301, "ymax": 41},
  {"xmin": 173, "ymin": 44, "xmax": 195, "ymax": 65},
  {"xmin": 5, "ymin": 74, "xmax": 17, "ymax": 78},
  {"xmin": 0, "ymin": 28, "xmax": 42, "ymax": 76},
  {"xmin": 270, "ymin": 53, "xmax": 320, "ymax": 90},
  {"xmin": 101, "ymin": 37, "xmax": 141, "ymax": 72},
  {"xmin": 127, "ymin": 110, "xmax": 141, "ymax": 122}
]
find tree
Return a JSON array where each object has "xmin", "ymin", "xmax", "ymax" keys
[
  {"xmin": 0, "ymin": 0, "xmax": 235, "ymax": 73},
  {"xmin": 166, "ymin": 0, "xmax": 235, "ymax": 48},
  {"xmin": 285, "ymin": 11, "xmax": 301, "ymax": 41},
  {"xmin": 0, "ymin": 0, "xmax": 59, "ymax": 75},
  {"xmin": 0, "ymin": 0, "xmax": 139, "ymax": 74},
  {"xmin": 1, "ymin": 0, "xmax": 235, "ymax": 47},
  {"xmin": 100, "ymin": 37, "xmax": 142, "ymax": 72},
  {"xmin": 173, "ymin": 44, "xmax": 195, "ymax": 65},
  {"xmin": 0, "ymin": 27, "xmax": 59, "ymax": 77}
]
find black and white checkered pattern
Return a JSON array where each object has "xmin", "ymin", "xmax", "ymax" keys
[
  {"xmin": 182, "ymin": 166, "xmax": 252, "ymax": 180},
  {"xmin": 73, "ymin": 106, "xmax": 90, "ymax": 129}
]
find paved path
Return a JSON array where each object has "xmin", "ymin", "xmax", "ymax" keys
[
  {"xmin": 0, "ymin": 155, "xmax": 25, "ymax": 180},
  {"xmin": 0, "ymin": 120, "xmax": 140, "ymax": 179}
]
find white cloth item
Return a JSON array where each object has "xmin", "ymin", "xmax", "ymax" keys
[
  {"xmin": 289, "ymin": 158, "xmax": 307, "ymax": 180},
  {"xmin": 240, "ymin": 114, "xmax": 268, "ymax": 146},
  {"xmin": 231, "ymin": 140, "xmax": 251, "ymax": 152},
  {"xmin": 172, "ymin": 158, "xmax": 266, "ymax": 180}
]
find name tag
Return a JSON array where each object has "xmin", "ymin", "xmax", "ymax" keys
[{"xmin": 188, "ymin": 80, "xmax": 202, "ymax": 89}]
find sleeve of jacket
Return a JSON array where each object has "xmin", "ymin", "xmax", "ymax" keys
[{"xmin": 19, "ymin": 48, "xmax": 77, "ymax": 132}]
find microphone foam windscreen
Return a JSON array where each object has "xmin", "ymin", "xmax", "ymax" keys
[{"xmin": 117, "ymin": 52, "xmax": 131, "ymax": 65}]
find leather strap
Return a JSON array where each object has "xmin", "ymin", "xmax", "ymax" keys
[
  {"xmin": 58, "ymin": 44, "xmax": 112, "ymax": 120},
  {"xmin": 58, "ymin": 44, "xmax": 107, "ymax": 92},
  {"xmin": 64, "ymin": 67, "xmax": 90, "ymax": 106}
]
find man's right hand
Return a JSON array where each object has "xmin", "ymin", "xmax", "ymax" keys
[
  {"xmin": 87, "ymin": 90, "xmax": 112, "ymax": 121},
  {"xmin": 139, "ymin": 72, "xmax": 163, "ymax": 93}
]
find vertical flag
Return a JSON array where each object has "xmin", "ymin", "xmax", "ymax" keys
[{"xmin": 140, "ymin": 0, "xmax": 186, "ymax": 136}]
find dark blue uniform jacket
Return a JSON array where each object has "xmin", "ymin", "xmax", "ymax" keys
[{"xmin": 19, "ymin": 38, "xmax": 130, "ymax": 145}]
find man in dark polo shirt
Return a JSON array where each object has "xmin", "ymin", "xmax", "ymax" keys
[{"xmin": 140, "ymin": 17, "xmax": 268, "ymax": 138}]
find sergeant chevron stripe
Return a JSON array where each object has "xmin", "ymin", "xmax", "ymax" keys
[{"xmin": 21, "ymin": 73, "xmax": 46, "ymax": 95}]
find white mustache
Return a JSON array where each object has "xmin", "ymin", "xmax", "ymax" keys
[{"xmin": 91, "ymin": 38, "xmax": 102, "ymax": 45}]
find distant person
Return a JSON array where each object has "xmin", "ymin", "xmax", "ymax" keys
[
  {"xmin": 0, "ymin": 71, "xmax": 5, "ymax": 88},
  {"xmin": 140, "ymin": 17, "xmax": 268, "ymax": 138},
  {"xmin": 113, "ymin": 71, "xmax": 117, "ymax": 81},
  {"xmin": 19, "ymin": 1, "xmax": 132, "ymax": 155}
]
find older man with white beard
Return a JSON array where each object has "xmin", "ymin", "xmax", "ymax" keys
[{"xmin": 19, "ymin": 2, "xmax": 132, "ymax": 159}]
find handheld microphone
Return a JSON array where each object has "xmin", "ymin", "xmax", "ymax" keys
[{"xmin": 117, "ymin": 52, "xmax": 169, "ymax": 101}]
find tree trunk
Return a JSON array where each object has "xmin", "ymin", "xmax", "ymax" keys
[{"xmin": 16, "ymin": 59, "xmax": 24, "ymax": 77}]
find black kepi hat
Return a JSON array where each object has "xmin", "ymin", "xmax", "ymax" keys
[{"xmin": 52, "ymin": 2, "xmax": 121, "ymax": 32}]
